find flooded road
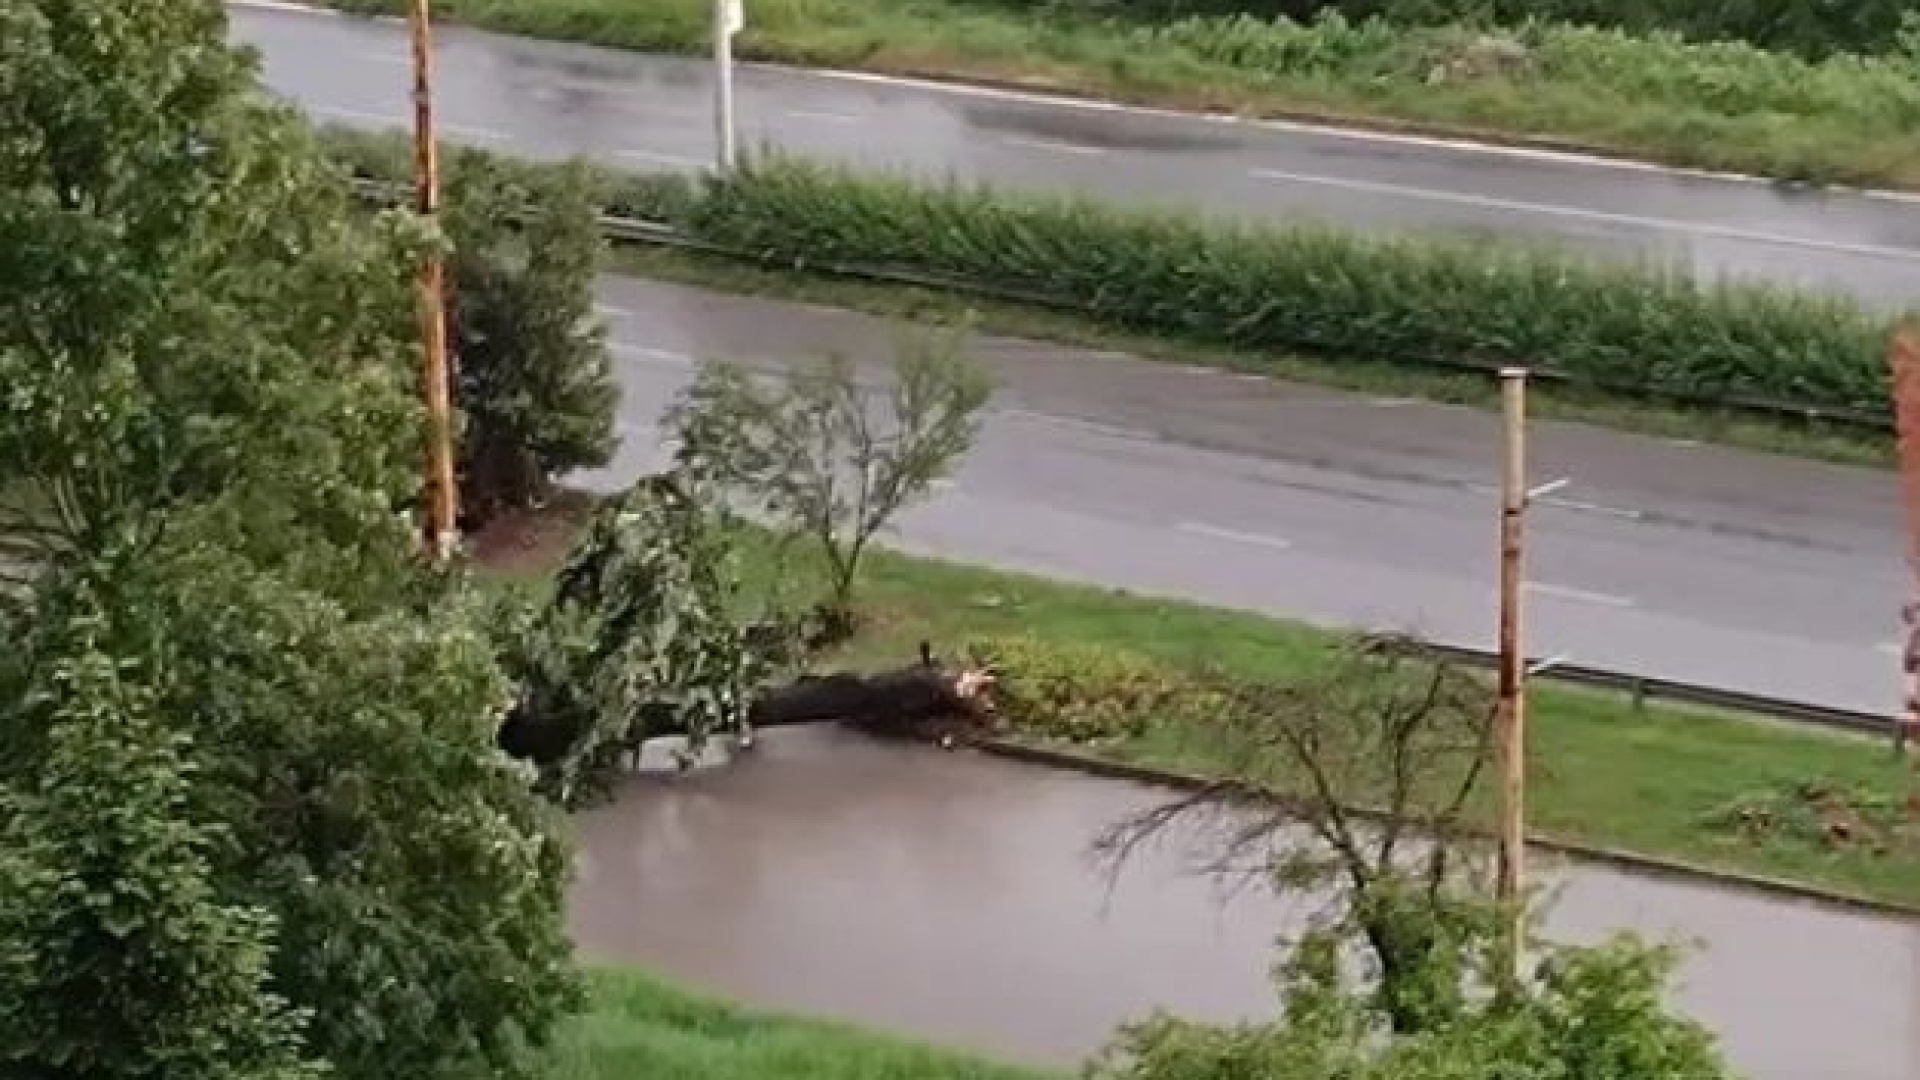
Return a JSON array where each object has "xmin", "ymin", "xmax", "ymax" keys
[{"xmin": 570, "ymin": 727, "xmax": 1919, "ymax": 1080}]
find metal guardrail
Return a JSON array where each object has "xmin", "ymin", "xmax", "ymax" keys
[
  {"xmin": 1410, "ymin": 640, "xmax": 1901, "ymax": 739},
  {"xmin": 347, "ymin": 174, "xmax": 1909, "ymax": 744}
]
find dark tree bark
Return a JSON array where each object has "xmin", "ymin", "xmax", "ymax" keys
[{"xmin": 497, "ymin": 644, "xmax": 996, "ymax": 765}]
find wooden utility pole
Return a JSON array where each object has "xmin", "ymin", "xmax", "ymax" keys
[
  {"xmin": 1494, "ymin": 366, "xmax": 1530, "ymax": 985},
  {"xmin": 410, "ymin": 0, "xmax": 459, "ymax": 561},
  {"xmin": 1888, "ymin": 325, "xmax": 1920, "ymax": 757}
]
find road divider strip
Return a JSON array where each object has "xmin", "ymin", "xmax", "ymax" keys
[{"xmin": 319, "ymin": 126, "xmax": 1903, "ymax": 438}]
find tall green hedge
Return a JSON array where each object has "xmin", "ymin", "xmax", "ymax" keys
[
  {"xmin": 668, "ymin": 158, "xmax": 1891, "ymax": 422},
  {"xmin": 1007, "ymin": 0, "xmax": 1920, "ymax": 58},
  {"xmin": 321, "ymin": 128, "xmax": 1896, "ymax": 424}
]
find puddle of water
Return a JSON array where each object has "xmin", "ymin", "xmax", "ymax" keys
[{"xmin": 570, "ymin": 726, "xmax": 1920, "ymax": 1080}]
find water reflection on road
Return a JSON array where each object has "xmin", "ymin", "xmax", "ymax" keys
[{"xmin": 569, "ymin": 727, "xmax": 1919, "ymax": 1080}]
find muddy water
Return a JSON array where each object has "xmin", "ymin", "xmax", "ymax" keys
[{"xmin": 569, "ymin": 728, "xmax": 1920, "ymax": 1080}]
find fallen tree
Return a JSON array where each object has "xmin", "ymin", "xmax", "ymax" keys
[{"xmin": 497, "ymin": 640, "xmax": 997, "ymax": 765}]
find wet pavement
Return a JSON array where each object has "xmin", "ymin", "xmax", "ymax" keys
[
  {"xmin": 230, "ymin": 1, "xmax": 1920, "ymax": 308},
  {"xmin": 570, "ymin": 727, "xmax": 1920, "ymax": 1080},
  {"xmin": 580, "ymin": 276, "xmax": 1910, "ymax": 716}
]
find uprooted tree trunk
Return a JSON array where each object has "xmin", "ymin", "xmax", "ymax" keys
[{"xmin": 496, "ymin": 641, "xmax": 997, "ymax": 767}]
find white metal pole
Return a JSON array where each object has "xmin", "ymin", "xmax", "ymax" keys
[{"xmin": 713, "ymin": 0, "xmax": 739, "ymax": 174}]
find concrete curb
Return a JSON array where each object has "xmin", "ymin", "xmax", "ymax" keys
[{"xmin": 968, "ymin": 735, "xmax": 1920, "ymax": 922}]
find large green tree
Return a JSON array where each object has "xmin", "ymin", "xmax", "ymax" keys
[
  {"xmin": 442, "ymin": 152, "xmax": 619, "ymax": 527},
  {"xmin": 0, "ymin": 2, "xmax": 578, "ymax": 1078}
]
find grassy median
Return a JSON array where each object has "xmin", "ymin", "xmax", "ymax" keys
[
  {"xmin": 485, "ymin": 501, "xmax": 1920, "ymax": 912},
  {"xmin": 314, "ymin": 0, "xmax": 1920, "ymax": 189},
  {"xmin": 543, "ymin": 967, "xmax": 1056, "ymax": 1079}
]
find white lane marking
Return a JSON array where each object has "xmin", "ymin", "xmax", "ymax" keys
[
  {"xmin": 233, "ymin": 0, "xmax": 354, "ymax": 15},
  {"xmin": 230, "ymin": 0, "xmax": 1920, "ymax": 204},
  {"xmin": 352, "ymin": 51, "xmax": 409, "ymax": 66},
  {"xmin": 1464, "ymin": 482, "xmax": 1644, "ymax": 521},
  {"xmin": 1537, "ymin": 495, "xmax": 1644, "ymax": 521},
  {"xmin": 617, "ymin": 148, "xmax": 705, "ymax": 169},
  {"xmin": 784, "ymin": 109, "xmax": 860, "ymax": 125},
  {"xmin": 310, "ymin": 105, "xmax": 508, "ymax": 143},
  {"xmin": 1877, "ymin": 641, "xmax": 1903, "ymax": 655},
  {"xmin": 1525, "ymin": 581, "xmax": 1634, "ymax": 607},
  {"xmin": 610, "ymin": 343, "xmax": 694, "ymax": 367},
  {"xmin": 1176, "ymin": 521, "xmax": 1293, "ymax": 552},
  {"xmin": 1003, "ymin": 135, "xmax": 1106, "ymax": 157},
  {"xmin": 1249, "ymin": 166, "xmax": 1920, "ymax": 262},
  {"xmin": 1368, "ymin": 396, "xmax": 1414, "ymax": 408},
  {"xmin": 995, "ymin": 406, "xmax": 1136, "ymax": 440}
]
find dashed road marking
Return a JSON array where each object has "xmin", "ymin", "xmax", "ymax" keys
[
  {"xmin": 1525, "ymin": 581, "xmax": 1634, "ymax": 608},
  {"xmin": 610, "ymin": 343, "xmax": 694, "ymax": 367},
  {"xmin": 784, "ymin": 109, "xmax": 860, "ymax": 124},
  {"xmin": 1176, "ymin": 521, "xmax": 1293, "ymax": 552},
  {"xmin": 618, "ymin": 148, "xmax": 706, "ymax": 169},
  {"xmin": 1003, "ymin": 135, "xmax": 1106, "ymax": 157}
]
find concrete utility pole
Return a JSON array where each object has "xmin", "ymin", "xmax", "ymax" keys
[
  {"xmin": 409, "ymin": 0, "xmax": 459, "ymax": 561},
  {"xmin": 713, "ymin": 0, "xmax": 743, "ymax": 173},
  {"xmin": 1493, "ymin": 366, "xmax": 1531, "ymax": 986}
]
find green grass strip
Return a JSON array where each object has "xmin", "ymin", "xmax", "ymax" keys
[{"xmin": 542, "ymin": 967, "xmax": 1059, "ymax": 1079}]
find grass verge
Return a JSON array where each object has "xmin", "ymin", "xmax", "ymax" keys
[
  {"xmin": 483, "ymin": 500, "xmax": 1920, "ymax": 912},
  {"xmin": 605, "ymin": 244, "xmax": 1893, "ymax": 469},
  {"xmin": 539, "ymin": 966, "xmax": 1057, "ymax": 1079},
  {"xmin": 311, "ymin": 0, "xmax": 1920, "ymax": 189}
]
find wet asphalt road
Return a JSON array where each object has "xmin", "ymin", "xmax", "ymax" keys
[
  {"xmin": 578, "ymin": 276, "xmax": 1910, "ymax": 717},
  {"xmin": 571, "ymin": 726, "xmax": 1920, "ymax": 1080},
  {"xmin": 230, "ymin": 1, "xmax": 1920, "ymax": 308}
]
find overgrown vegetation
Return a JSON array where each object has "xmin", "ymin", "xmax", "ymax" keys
[
  {"xmin": 1004, "ymin": 0, "xmax": 1920, "ymax": 60},
  {"xmin": 313, "ymin": 0, "xmax": 1920, "ymax": 187},
  {"xmin": 324, "ymin": 131, "xmax": 1900, "ymax": 433}
]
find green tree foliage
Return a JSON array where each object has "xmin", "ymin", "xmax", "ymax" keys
[
  {"xmin": 442, "ymin": 154, "xmax": 618, "ymax": 527},
  {"xmin": 496, "ymin": 475, "xmax": 771, "ymax": 802},
  {"xmin": 0, "ymin": 0, "xmax": 422, "ymax": 578},
  {"xmin": 1087, "ymin": 635, "xmax": 1734, "ymax": 1079},
  {"xmin": 1090, "ymin": 929, "xmax": 1732, "ymax": 1080},
  {"xmin": 0, "ymin": 2, "xmax": 580, "ymax": 1077},
  {"xmin": 0, "ymin": 643, "xmax": 319, "ymax": 1080},
  {"xmin": 668, "ymin": 321, "xmax": 992, "ymax": 636}
]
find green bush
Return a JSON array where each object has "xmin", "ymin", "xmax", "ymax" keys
[
  {"xmin": 674, "ymin": 157, "xmax": 1893, "ymax": 420},
  {"xmin": 970, "ymin": 635, "xmax": 1219, "ymax": 744},
  {"xmin": 1017, "ymin": 0, "xmax": 1920, "ymax": 59}
]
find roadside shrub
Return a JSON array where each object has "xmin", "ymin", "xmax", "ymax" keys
[
  {"xmin": 1020, "ymin": 0, "xmax": 1920, "ymax": 59},
  {"xmin": 681, "ymin": 156, "xmax": 1893, "ymax": 420},
  {"xmin": 1136, "ymin": 13, "xmax": 1920, "ymax": 128},
  {"xmin": 970, "ymin": 635, "xmax": 1219, "ymax": 744}
]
